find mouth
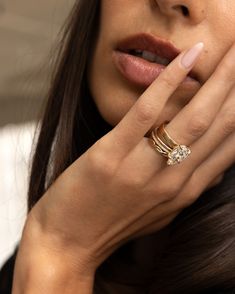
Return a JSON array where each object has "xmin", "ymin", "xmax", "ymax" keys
[{"xmin": 113, "ymin": 33, "xmax": 200, "ymax": 88}]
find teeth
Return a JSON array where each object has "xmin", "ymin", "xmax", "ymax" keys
[
  {"xmin": 133, "ymin": 50, "xmax": 170, "ymax": 65},
  {"xmin": 153, "ymin": 55, "xmax": 170, "ymax": 66},
  {"xmin": 131, "ymin": 49, "xmax": 142, "ymax": 57},
  {"xmin": 142, "ymin": 51, "xmax": 156, "ymax": 62}
]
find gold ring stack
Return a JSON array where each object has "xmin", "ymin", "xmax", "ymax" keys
[{"xmin": 150, "ymin": 122, "xmax": 191, "ymax": 165}]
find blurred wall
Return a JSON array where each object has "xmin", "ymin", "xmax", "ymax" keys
[
  {"xmin": 0, "ymin": 0, "xmax": 75, "ymax": 267},
  {"xmin": 0, "ymin": 0, "xmax": 74, "ymax": 126}
]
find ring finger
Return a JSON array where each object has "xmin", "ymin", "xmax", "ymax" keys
[
  {"xmin": 131, "ymin": 130, "xmax": 235, "ymax": 238},
  {"xmin": 123, "ymin": 49, "xmax": 235, "ymax": 182},
  {"xmin": 157, "ymin": 85, "xmax": 235, "ymax": 183}
]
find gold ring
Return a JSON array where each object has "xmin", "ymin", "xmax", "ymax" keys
[
  {"xmin": 156, "ymin": 121, "xmax": 178, "ymax": 148},
  {"xmin": 150, "ymin": 122, "xmax": 191, "ymax": 165}
]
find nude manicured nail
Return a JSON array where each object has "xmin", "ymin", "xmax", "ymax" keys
[{"xmin": 181, "ymin": 42, "xmax": 204, "ymax": 69}]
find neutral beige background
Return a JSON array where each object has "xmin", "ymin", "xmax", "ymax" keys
[
  {"xmin": 0, "ymin": 0, "xmax": 74, "ymax": 126},
  {"xmin": 0, "ymin": 0, "xmax": 74, "ymax": 267}
]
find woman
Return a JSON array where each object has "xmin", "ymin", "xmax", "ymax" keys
[{"xmin": 1, "ymin": 0, "xmax": 235, "ymax": 293}]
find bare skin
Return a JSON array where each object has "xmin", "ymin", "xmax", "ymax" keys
[
  {"xmin": 12, "ymin": 40, "xmax": 235, "ymax": 293},
  {"xmin": 87, "ymin": 0, "xmax": 235, "ymax": 274},
  {"xmin": 88, "ymin": 1, "xmax": 235, "ymax": 128},
  {"xmin": 12, "ymin": 0, "xmax": 235, "ymax": 292}
]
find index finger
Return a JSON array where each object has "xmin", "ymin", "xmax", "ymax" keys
[{"xmin": 110, "ymin": 42, "xmax": 204, "ymax": 157}]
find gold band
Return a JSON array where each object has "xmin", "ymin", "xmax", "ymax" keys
[
  {"xmin": 150, "ymin": 138, "xmax": 169, "ymax": 157},
  {"xmin": 151, "ymin": 130, "xmax": 172, "ymax": 156},
  {"xmin": 156, "ymin": 121, "xmax": 178, "ymax": 148},
  {"xmin": 150, "ymin": 139, "xmax": 169, "ymax": 157},
  {"xmin": 149, "ymin": 121, "xmax": 192, "ymax": 165}
]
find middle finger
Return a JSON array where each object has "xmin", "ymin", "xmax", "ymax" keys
[{"xmin": 123, "ymin": 43, "xmax": 235, "ymax": 182}]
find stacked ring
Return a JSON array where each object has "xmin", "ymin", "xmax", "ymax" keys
[{"xmin": 149, "ymin": 122, "xmax": 191, "ymax": 165}]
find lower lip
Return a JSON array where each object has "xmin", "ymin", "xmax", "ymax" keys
[{"xmin": 112, "ymin": 50, "xmax": 199, "ymax": 88}]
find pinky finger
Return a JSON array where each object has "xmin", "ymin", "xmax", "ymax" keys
[{"xmin": 133, "ymin": 211, "xmax": 181, "ymax": 239}]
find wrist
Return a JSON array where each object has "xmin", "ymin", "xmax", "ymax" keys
[
  {"xmin": 13, "ymin": 251, "xmax": 95, "ymax": 294},
  {"xmin": 12, "ymin": 214, "xmax": 96, "ymax": 294}
]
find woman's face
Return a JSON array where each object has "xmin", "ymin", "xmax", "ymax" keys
[{"xmin": 87, "ymin": 0, "xmax": 235, "ymax": 129}]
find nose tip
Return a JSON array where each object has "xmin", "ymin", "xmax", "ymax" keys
[{"xmin": 155, "ymin": 0, "xmax": 206, "ymax": 25}]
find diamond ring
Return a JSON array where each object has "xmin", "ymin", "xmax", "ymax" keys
[{"xmin": 150, "ymin": 122, "xmax": 191, "ymax": 165}]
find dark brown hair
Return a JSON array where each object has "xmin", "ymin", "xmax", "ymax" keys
[{"xmin": 27, "ymin": 1, "xmax": 235, "ymax": 293}]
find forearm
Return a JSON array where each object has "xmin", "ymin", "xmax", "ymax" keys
[{"xmin": 12, "ymin": 216, "xmax": 96, "ymax": 294}]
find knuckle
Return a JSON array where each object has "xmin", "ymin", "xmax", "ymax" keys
[
  {"xmin": 160, "ymin": 72, "xmax": 177, "ymax": 90},
  {"xmin": 182, "ymin": 191, "xmax": 198, "ymax": 207},
  {"xmin": 180, "ymin": 173, "xmax": 202, "ymax": 207},
  {"xmin": 187, "ymin": 113, "xmax": 210, "ymax": 138},
  {"xmin": 135, "ymin": 101, "xmax": 155, "ymax": 124},
  {"xmin": 87, "ymin": 143, "xmax": 117, "ymax": 178},
  {"xmin": 119, "ymin": 172, "xmax": 145, "ymax": 189},
  {"xmin": 158, "ymin": 180, "xmax": 182, "ymax": 201},
  {"xmin": 221, "ymin": 109, "xmax": 235, "ymax": 135},
  {"xmin": 166, "ymin": 186, "xmax": 180, "ymax": 199}
]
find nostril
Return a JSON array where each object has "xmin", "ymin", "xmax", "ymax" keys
[
  {"xmin": 181, "ymin": 5, "xmax": 190, "ymax": 17},
  {"xmin": 174, "ymin": 5, "xmax": 190, "ymax": 17}
]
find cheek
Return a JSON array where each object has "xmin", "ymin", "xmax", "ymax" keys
[
  {"xmin": 87, "ymin": 0, "xmax": 146, "ymax": 126},
  {"xmin": 87, "ymin": 0, "xmax": 235, "ymax": 128},
  {"xmin": 87, "ymin": 3, "xmax": 142, "ymax": 126},
  {"xmin": 212, "ymin": 2, "xmax": 235, "ymax": 42}
]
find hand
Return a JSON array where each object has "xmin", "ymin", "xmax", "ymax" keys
[{"xmin": 19, "ymin": 42, "xmax": 235, "ymax": 276}]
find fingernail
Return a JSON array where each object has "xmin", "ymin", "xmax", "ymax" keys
[{"xmin": 180, "ymin": 42, "xmax": 204, "ymax": 69}]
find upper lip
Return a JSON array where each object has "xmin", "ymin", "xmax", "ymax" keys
[{"xmin": 116, "ymin": 33, "xmax": 200, "ymax": 82}]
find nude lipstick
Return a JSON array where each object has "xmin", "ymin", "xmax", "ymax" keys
[{"xmin": 112, "ymin": 33, "xmax": 200, "ymax": 88}]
